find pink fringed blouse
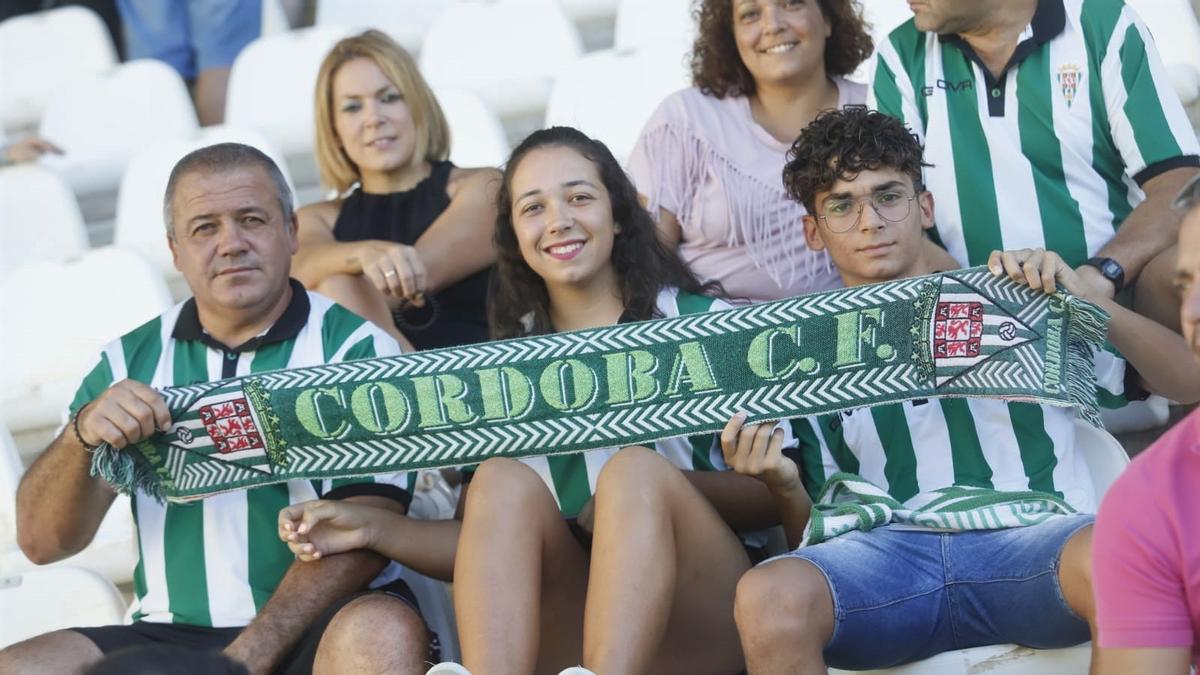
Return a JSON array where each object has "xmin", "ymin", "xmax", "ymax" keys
[{"xmin": 627, "ymin": 78, "xmax": 867, "ymax": 303}]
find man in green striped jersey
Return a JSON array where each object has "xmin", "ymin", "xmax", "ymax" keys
[
  {"xmin": 731, "ymin": 107, "xmax": 1200, "ymax": 672},
  {"xmin": 0, "ymin": 144, "xmax": 441, "ymax": 675},
  {"xmin": 869, "ymin": 0, "xmax": 1200, "ymax": 336}
]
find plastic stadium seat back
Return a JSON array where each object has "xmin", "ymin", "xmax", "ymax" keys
[
  {"xmin": 545, "ymin": 46, "xmax": 692, "ymax": 164},
  {"xmin": 38, "ymin": 60, "xmax": 199, "ymax": 198},
  {"xmin": 434, "ymin": 87, "xmax": 511, "ymax": 169},
  {"xmin": 613, "ymin": 0, "xmax": 695, "ymax": 53},
  {"xmin": 559, "ymin": 0, "xmax": 621, "ymax": 23},
  {"xmin": 226, "ymin": 26, "xmax": 356, "ymax": 160},
  {"xmin": 0, "ymin": 247, "xmax": 173, "ymax": 433},
  {"xmin": 418, "ymin": 0, "xmax": 583, "ymax": 119},
  {"xmin": 0, "ymin": 6, "xmax": 118, "ymax": 131},
  {"xmin": 0, "ymin": 567, "xmax": 126, "ymax": 648},
  {"xmin": 314, "ymin": 0, "xmax": 449, "ymax": 54},
  {"xmin": 1125, "ymin": 0, "xmax": 1200, "ymax": 105},
  {"xmin": 0, "ymin": 165, "xmax": 89, "ymax": 280},
  {"xmin": 115, "ymin": 126, "xmax": 293, "ymax": 282}
]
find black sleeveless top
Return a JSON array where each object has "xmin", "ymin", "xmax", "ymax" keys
[{"xmin": 332, "ymin": 160, "xmax": 491, "ymax": 350}]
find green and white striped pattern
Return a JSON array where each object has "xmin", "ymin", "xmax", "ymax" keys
[
  {"xmin": 870, "ymin": 0, "xmax": 1199, "ymax": 268},
  {"xmin": 800, "ymin": 472, "xmax": 1078, "ymax": 547},
  {"xmin": 518, "ymin": 289, "xmax": 732, "ymax": 518},
  {"xmin": 70, "ymin": 293, "xmax": 409, "ymax": 627},
  {"xmin": 93, "ymin": 268, "xmax": 1109, "ymax": 502}
]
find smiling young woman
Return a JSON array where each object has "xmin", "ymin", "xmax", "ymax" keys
[
  {"xmin": 442, "ymin": 127, "xmax": 791, "ymax": 675},
  {"xmin": 292, "ymin": 30, "xmax": 500, "ymax": 351}
]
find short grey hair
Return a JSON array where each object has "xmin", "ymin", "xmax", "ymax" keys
[
  {"xmin": 1172, "ymin": 171, "xmax": 1200, "ymax": 212},
  {"xmin": 163, "ymin": 142, "xmax": 294, "ymax": 237}
]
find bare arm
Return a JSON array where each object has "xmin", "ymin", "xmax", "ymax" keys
[
  {"xmin": 291, "ymin": 200, "xmax": 366, "ymax": 289},
  {"xmin": 1094, "ymin": 647, "xmax": 1192, "ymax": 675},
  {"xmin": 1079, "ymin": 167, "xmax": 1200, "ymax": 295},
  {"xmin": 280, "ymin": 499, "xmax": 460, "ymax": 580},
  {"xmin": 718, "ymin": 413, "xmax": 812, "ymax": 548},
  {"xmin": 224, "ymin": 494, "xmax": 404, "ymax": 675},
  {"xmin": 411, "ymin": 166, "xmax": 500, "ymax": 293},
  {"xmin": 989, "ymin": 249, "xmax": 1200, "ymax": 403},
  {"xmin": 16, "ymin": 380, "xmax": 170, "ymax": 563}
]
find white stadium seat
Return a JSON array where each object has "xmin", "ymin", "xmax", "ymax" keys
[
  {"xmin": 37, "ymin": 60, "xmax": 199, "ymax": 200},
  {"xmin": 545, "ymin": 46, "xmax": 692, "ymax": 164},
  {"xmin": 418, "ymin": 0, "xmax": 584, "ymax": 120},
  {"xmin": 1126, "ymin": 0, "xmax": 1200, "ymax": 105},
  {"xmin": 830, "ymin": 420, "xmax": 1128, "ymax": 675},
  {"xmin": 261, "ymin": 0, "xmax": 291, "ymax": 35},
  {"xmin": 613, "ymin": 0, "xmax": 696, "ymax": 53},
  {"xmin": 115, "ymin": 126, "xmax": 293, "ymax": 295},
  {"xmin": 434, "ymin": 87, "xmax": 511, "ymax": 169},
  {"xmin": 0, "ymin": 6, "xmax": 118, "ymax": 132},
  {"xmin": 0, "ymin": 418, "xmax": 138, "ymax": 586},
  {"xmin": 0, "ymin": 247, "xmax": 173, "ymax": 435},
  {"xmin": 0, "ymin": 567, "xmax": 127, "ymax": 648},
  {"xmin": 314, "ymin": 0, "xmax": 451, "ymax": 54},
  {"xmin": 559, "ymin": 0, "xmax": 621, "ymax": 23},
  {"xmin": 226, "ymin": 25, "xmax": 356, "ymax": 163},
  {"xmin": 0, "ymin": 165, "xmax": 89, "ymax": 280}
]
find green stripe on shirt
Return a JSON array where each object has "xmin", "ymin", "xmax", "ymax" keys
[
  {"xmin": 941, "ymin": 43, "xmax": 1004, "ymax": 264},
  {"xmin": 1017, "ymin": 46, "xmax": 1089, "ymax": 265},
  {"xmin": 1119, "ymin": 24, "xmax": 1184, "ymax": 163}
]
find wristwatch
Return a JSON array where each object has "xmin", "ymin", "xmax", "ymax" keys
[{"xmin": 1083, "ymin": 256, "xmax": 1125, "ymax": 294}]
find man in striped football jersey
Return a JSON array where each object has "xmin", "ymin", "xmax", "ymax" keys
[
  {"xmin": 0, "ymin": 144, "xmax": 437, "ymax": 674},
  {"xmin": 731, "ymin": 107, "xmax": 1200, "ymax": 672},
  {"xmin": 870, "ymin": 0, "xmax": 1199, "ymax": 337}
]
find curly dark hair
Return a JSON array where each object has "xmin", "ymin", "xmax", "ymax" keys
[
  {"xmin": 783, "ymin": 106, "xmax": 930, "ymax": 214},
  {"xmin": 690, "ymin": 0, "xmax": 873, "ymax": 98},
  {"xmin": 489, "ymin": 127, "xmax": 719, "ymax": 340}
]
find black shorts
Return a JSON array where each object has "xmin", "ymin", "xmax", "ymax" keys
[{"xmin": 70, "ymin": 577, "xmax": 440, "ymax": 674}]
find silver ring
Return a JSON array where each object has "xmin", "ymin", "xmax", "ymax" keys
[{"xmin": 384, "ymin": 270, "xmax": 397, "ymax": 278}]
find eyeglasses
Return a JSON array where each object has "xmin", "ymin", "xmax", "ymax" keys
[{"xmin": 817, "ymin": 190, "xmax": 916, "ymax": 233}]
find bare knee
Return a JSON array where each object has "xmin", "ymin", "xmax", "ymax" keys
[
  {"xmin": 465, "ymin": 458, "xmax": 557, "ymax": 523},
  {"xmin": 735, "ymin": 559, "xmax": 834, "ymax": 649},
  {"xmin": 0, "ymin": 629, "xmax": 103, "ymax": 675},
  {"xmin": 594, "ymin": 446, "xmax": 677, "ymax": 502},
  {"xmin": 1059, "ymin": 525, "xmax": 1095, "ymax": 621},
  {"xmin": 313, "ymin": 593, "xmax": 428, "ymax": 675}
]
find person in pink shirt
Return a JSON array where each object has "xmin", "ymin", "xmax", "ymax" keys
[{"xmin": 1094, "ymin": 173, "xmax": 1200, "ymax": 674}]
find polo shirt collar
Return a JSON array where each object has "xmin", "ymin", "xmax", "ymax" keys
[
  {"xmin": 942, "ymin": 0, "xmax": 1064, "ymax": 62},
  {"xmin": 172, "ymin": 278, "xmax": 309, "ymax": 354},
  {"xmin": 941, "ymin": 0, "xmax": 1066, "ymax": 116}
]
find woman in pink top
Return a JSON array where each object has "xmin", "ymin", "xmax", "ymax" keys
[{"xmin": 627, "ymin": 0, "xmax": 874, "ymax": 302}]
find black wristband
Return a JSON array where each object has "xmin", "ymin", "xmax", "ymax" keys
[
  {"xmin": 1083, "ymin": 256, "xmax": 1125, "ymax": 294},
  {"xmin": 71, "ymin": 402, "xmax": 100, "ymax": 451}
]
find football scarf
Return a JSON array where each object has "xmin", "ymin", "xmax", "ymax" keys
[
  {"xmin": 799, "ymin": 472, "xmax": 1079, "ymax": 546},
  {"xmin": 92, "ymin": 267, "xmax": 1109, "ymax": 502}
]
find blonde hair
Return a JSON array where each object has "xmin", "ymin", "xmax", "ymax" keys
[{"xmin": 313, "ymin": 30, "xmax": 450, "ymax": 194}]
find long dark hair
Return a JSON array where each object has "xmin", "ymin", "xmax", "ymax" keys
[{"xmin": 489, "ymin": 126, "xmax": 719, "ymax": 339}]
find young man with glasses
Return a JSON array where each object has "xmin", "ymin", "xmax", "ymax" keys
[{"xmin": 728, "ymin": 107, "xmax": 1200, "ymax": 674}]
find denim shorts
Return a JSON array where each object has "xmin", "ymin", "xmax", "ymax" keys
[
  {"xmin": 117, "ymin": 0, "xmax": 260, "ymax": 79},
  {"xmin": 775, "ymin": 514, "xmax": 1094, "ymax": 670}
]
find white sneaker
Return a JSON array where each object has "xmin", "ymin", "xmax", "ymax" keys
[
  {"xmin": 425, "ymin": 663, "xmax": 472, "ymax": 675},
  {"xmin": 558, "ymin": 668, "xmax": 597, "ymax": 675}
]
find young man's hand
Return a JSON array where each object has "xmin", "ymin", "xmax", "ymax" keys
[
  {"xmin": 720, "ymin": 412, "xmax": 799, "ymax": 492},
  {"xmin": 987, "ymin": 248, "xmax": 1102, "ymax": 300},
  {"xmin": 278, "ymin": 499, "xmax": 387, "ymax": 561}
]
